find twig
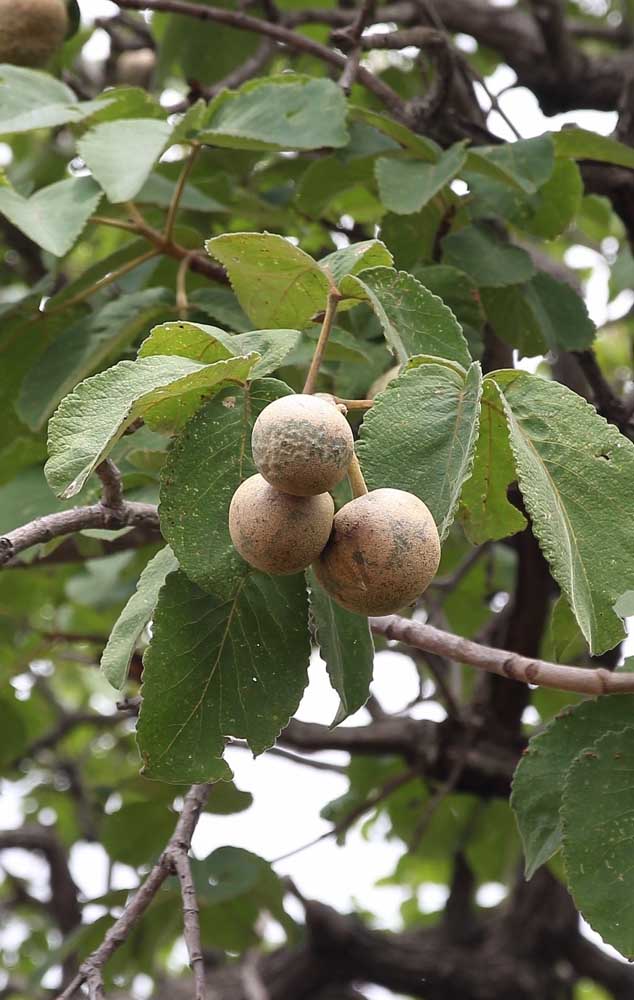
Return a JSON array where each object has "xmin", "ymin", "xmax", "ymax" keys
[
  {"xmin": 176, "ymin": 252, "xmax": 195, "ymax": 318},
  {"xmin": 370, "ymin": 614, "xmax": 634, "ymax": 695},
  {"xmin": 303, "ymin": 288, "xmax": 342, "ymax": 394},
  {"xmin": 43, "ymin": 248, "xmax": 159, "ymax": 315},
  {"xmin": 410, "ymin": 733, "xmax": 473, "ymax": 849},
  {"xmin": 114, "ymin": 0, "xmax": 406, "ymax": 118},
  {"xmin": 165, "ymin": 145, "xmax": 200, "ymax": 242},
  {"xmin": 56, "ymin": 784, "xmax": 211, "ymax": 1000},
  {"xmin": 334, "ymin": 397, "xmax": 374, "ymax": 410},
  {"xmin": 347, "ymin": 452, "xmax": 369, "ymax": 498},
  {"xmin": 172, "ymin": 852, "xmax": 207, "ymax": 1000},
  {"xmin": 95, "ymin": 459, "xmax": 124, "ymax": 510},
  {"xmin": 333, "ymin": 0, "xmax": 376, "ymax": 94},
  {"xmin": 0, "ymin": 501, "xmax": 159, "ymax": 568},
  {"xmin": 431, "ymin": 542, "xmax": 490, "ymax": 592},
  {"xmin": 271, "ymin": 766, "xmax": 417, "ymax": 864}
]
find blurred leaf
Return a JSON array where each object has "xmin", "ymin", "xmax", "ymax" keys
[
  {"xmin": 200, "ymin": 76, "xmax": 348, "ymax": 151},
  {"xmin": 443, "ymin": 224, "xmax": 535, "ymax": 287},
  {"xmin": 78, "ymin": 118, "xmax": 175, "ymax": 202},
  {"xmin": 0, "ymin": 64, "xmax": 110, "ymax": 133},
  {"xmin": 320, "ymin": 240, "xmax": 393, "ymax": 283},
  {"xmin": 140, "ymin": 320, "xmax": 301, "ymax": 377},
  {"xmin": 553, "ymin": 127, "xmax": 634, "ymax": 169},
  {"xmin": 18, "ymin": 289, "xmax": 173, "ymax": 430},
  {"xmin": 467, "ymin": 135, "xmax": 554, "ymax": 194},
  {"xmin": 375, "ymin": 143, "xmax": 467, "ymax": 215},
  {"xmin": 0, "ymin": 176, "xmax": 102, "ymax": 256}
]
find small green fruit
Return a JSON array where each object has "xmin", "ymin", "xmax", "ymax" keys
[
  {"xmin": 314, "ymin": 488, "xmax": 441, "ymax": 616},
  {"xmin": 252, "ymin": 394, "xmax": 354, "ymax": 496},
  {"xmin": 229, "ymin": 473, "xmax": 334, "ymax": 575}
]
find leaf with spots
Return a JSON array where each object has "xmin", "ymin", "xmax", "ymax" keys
[
  {"xmin": 494, "ymin": 370, "xmax": 634, "ymax": 654},
  {"xmin": 137, "ymin": 568, "xmax": 310, "ymax": 782},
  {"xmin": 562, "ymin": 725, "xmax": 634, "ymax": 957},
  {"xmin": 159, "ymin": 379, "xmax": 292, "ymax": 598},
  {"xmin": 357, "ymin": 359, "xmax": 482, "ymax": 540},
  {"xmin": 511, "ymin": 695, "xmax": 634, "ymax": 879}
]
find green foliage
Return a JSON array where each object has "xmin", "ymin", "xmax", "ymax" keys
[
  {"xmin": 5, "ymin": 28, "xmax": 634, "ymax": 986},
  {"xmin": 137, "ymin": 568, "xmax": 310, "ymax": 781},
  {"xmin": 357, "ymin": 360, "xmax": 482, "ymax": 539}
]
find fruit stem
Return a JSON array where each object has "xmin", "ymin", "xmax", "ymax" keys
[
  {"xmin": 335, "ymin": 397, "xmax": 374, "ymax": 410},
  {"xmin": 303, "ymin": 288, "xmax": 342, "ymax": 394},
  {"xmin": 348, "ymin": 452, "xmax": 369, "ymax": 498}
]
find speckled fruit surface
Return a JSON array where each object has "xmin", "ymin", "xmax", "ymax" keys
[
  {"xmin": 314, "ymin": 488, "xmax": 441, "ymax": 615},
  {"xmin": 252, "ymin": 394, "xmax": 354, "ymax": 496},
  {"xmin": 229, "ymin": 474, "xmax": 334, "ymax": 575},
  {"xmin": 0, "ymin": 0, "xmax": 68, "ymax": 67}
]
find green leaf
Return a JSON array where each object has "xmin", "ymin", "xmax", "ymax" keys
[
  {"xmin": 511, "ymin": 695, "xmax": 634, "ymax": 879},
  {"xmin": 614, "ymin": 591, "xmax": 634, "ymax": 618},
  {"xmin": 460, "ymin": 378, "xmax": 526, "ymax": 544},
  {"xmin": 547, "ymin": 594, "xmax": 587, "ymax": 664},
  {"xmin": 415, "ymin": 265, "xmax": 485, "ymax": 339},
  {"xmin": 380, "ymin": 203, "xmax": 444, "ymax": 269},
  {"xmin": 307, "ymin": 568, "xmax": 374, "ymax": 725},
  {"xmin": 553, "ymin": 127, "xmax": 634, "ymax": 169},
  {"xmin": 562, "ymin": 725, "xmax": 634, "ymax": 956},
  {"xmin": 348, "ymin": 106, "xmax": 440, "ymax": 161},
  {"xmin": 0, "ymin": 176, "xmax": 102, "ymax": 256},
  {"xmin": 443, "ymin": 224, "xmax": 535, "ymax": 287},
  {"xmin": 206, "ymin": 232, "xmax": 329, "ymax": 330},
  {"xmin": 78, "ymin": 119, "xmax": 175, "ymax": 203},
  {"xmin": 357, "ymin": 361, "xmax": 482, "ymax": 540},
  {"xmin": 482, "ymin": 273, "xmax": 596, "ymax": 356},
  {"xmin": 199, "ymin": 76, "xmax": 348, "ymax": 151},
  {"xmin": 46, "ymin": 353, "xmax": 259, "ymax": 499},
  {"xmin": 159, "ymin": 379, "xmax": 291, "ymax": 597},
  {"xmin": 520, "ymin": 159, "xmax": 583, "ymax": 239},
  {"xmin": 137, "ymin": 172, "xmax": 227, "ymax": 213},
  {"xmin": 375, "ymin": 143, "xmax": 467, "ymax": 215},
  {"xmin": 467, "ymin": 135, "xmax": 554, "ymax": 194},
  {"xmin": 189, "ymin": 287, "xmax": 251, "ymax": 333},
  {"xmin": 139, "ymin": 320, "xmax": 301, "ymax": 378},
  {"xmin": 18, "ymin": 289, "xmax": 173, "ymax": 430},
  {"xmin": 0, "ymin": 64, "xmax": 110, "ymax": 134},
  {"xmin": 101, "ymin": 546, "xmax": 179, "ymax": 691},
  {"xmin": 340, "ymin": 267, "xmax": 471, "ymax": 368},
  {"xmin": 102, "ymin": 801, "xmax": 176, "ymax": 866},
  {"xmin": 319, "ymin": 240, "xmax": 393, "ymax": 284},
  {"xmin": 137, "ymin": 569, "xmax": 310, "ymax": 782},
  {"xmin": 496, "ymin": 371, "xmax": 634, "ymax": 653},
  {"xmin": 204, "ymin": 781, "xmax": 252, "ymax": 815}
]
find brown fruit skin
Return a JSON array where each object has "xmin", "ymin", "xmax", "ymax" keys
[
  {"xmin": 314, "ymin": 488, "xmax": 441, "ymax": 616},
  {"xmin": 252, "ymin": 394, "xmax": 354, "ymax": 496},
  {"xmin": 0, "ymin": 0, "xmax": 68, "ymax": 67},
  {"xmin": 229, "ymin": 474, "xmax": 334, "ymax": 576}
]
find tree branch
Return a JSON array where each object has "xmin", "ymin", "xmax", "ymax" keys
[{"xmin": 56, "ymin": 784, "xmax": 211, "ymax": 1000}]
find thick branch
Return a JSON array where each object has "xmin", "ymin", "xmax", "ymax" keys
[{"xmin": 0, "ymin": 827, "xmax": 80, "ymax": 934}]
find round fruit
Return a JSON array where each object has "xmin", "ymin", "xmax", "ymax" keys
[
  {"xmin": 229, "ymin": 474, "xmax": 334, "ymax": 575},
  {"xmin": 314, "ymin": 488, "xmax": 440, "ymax": 616},
  {"xmin": 252, "ymin": 394, "xmax": 354, "ymax": 496},
  {"xmin": 0, "ymin": 0, "xmax": 69, "ymax": 67},
  {"xmin": 115, "ymin": 48, "xmax": 156, "ymax": 88}
]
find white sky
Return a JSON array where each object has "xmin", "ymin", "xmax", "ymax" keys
[{"xmin": 0, "ymin": 7, "xmax": 631, "ymax": 997}]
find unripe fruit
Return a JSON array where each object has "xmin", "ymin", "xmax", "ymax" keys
[
  {"xmin": 0, "ymin": 0, "xmax": 68, "ymax": 68},
  {"xmin": 252, "ymin": 394, "xmax": 354, "ymax": 496},
  {"xmin": 229, "ymin": 473, "xmax": 334, "ymax": 575},
  {"xmin": 314, "ymin": 488, "xmax": 440, "ymax": 616}
]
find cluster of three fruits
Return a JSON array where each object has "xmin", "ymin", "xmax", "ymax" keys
[{"xmin": 229, "ymin": 395, "xmax": 440, "ymax": 617}]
